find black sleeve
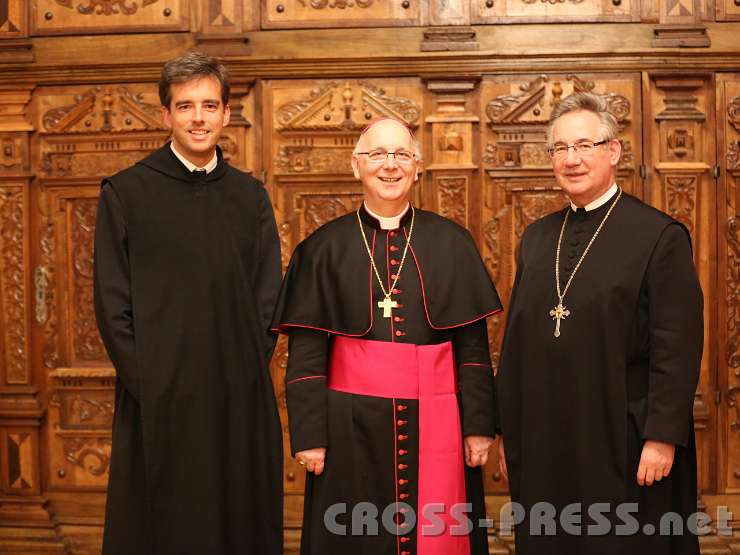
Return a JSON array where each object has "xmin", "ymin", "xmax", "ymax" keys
[
  {"xmin": 643, "ymin": 224, "xmax": 704, "ymax": 447},
  {"xmin": 285, "ymin": 327, "xmax": 330, "ymax": 455},
  {"xmin": 256, "ymin": 186, "xmax": 282, "ymax": 362},
  {"xmin": 454, "ymin": 318, "xmax": 496, "ymax": 438},
  {"xmin": 93, "ymin": 182, "xmax": 140, "ymax": 401}
]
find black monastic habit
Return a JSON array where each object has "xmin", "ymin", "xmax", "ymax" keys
[
  {"xmin": 93, "ymin": 144, "xmax": 283, "ymax": 555},
  {"xmin": 272, "ymin": 205, "xmax": 502, "ymax": 555},
  {"xmin": 497, "ymin": 191, "xmax": 703, "ymax": 555}
]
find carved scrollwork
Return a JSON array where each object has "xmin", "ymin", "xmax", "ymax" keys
[
  {"xmin": 278, "ymin": 221, "xmax": 291, "ymax": 272},
  {"xmin": 276, "ymin": 83, "xmax": 337, "ymax": 126},
  {"xmin": 618, "ymin": 139, "xmax": 635, "ymax": 170},
  {"xmin": 513, "ymin": 190, "xmax": 566, "ymax": 241},
  {"xmin": 727, "ymin": 217, "xmax": 740, "ymax": 375},
  {"xmin": 276, "ymin": 146, "xmax": 351, "ymax": 174},
  {"xmin": 71, "ymin": 199, "xmax": 106, "ymax": 361},
  {"xmin": 298, "ymin": 0, "xmax": 373, "ymax": 7},
  {"xmin": 486, "ymin": 75, "xmax": 549, "ymax": 124},
  {"xmin": 63, "ymin": 438, "xmax": 111, "ymax": 477},
  {"xmin": 437, "ymin": 177, "xmax": 467, "ymax": 227},
  {"xmin": 564, "ymin": 75, "xmax": 631, "ymax": 125},
  {"xmin": 665, "ymin": 176, "xmax": 696, "ymax": 233},
  {"xmin": 0, "ymin": 185, "xmax": 28, "ymax": 384},
  {"xmin": 728, "ymin": 96, "xmax": 740, "ymax": 134},
  {"xmin": 39, "ymin": 220, "xmax": 60, "ymax": 369},
  {"xmin": 483, "ymin": 205, "xmax": 509, "ymax": 284},
  {"xmin": 360, "ymin": 81, "xmax": 421, "ymax": 125},
  {"xmin": 55, "ymin": 0, "xmax": 157, "ymax": 15},
  {"xmin": 728, "ymin": 141, "xmax": 740, "ymax": 171},
  {"xmin": 303, "ymin": 195, "xmax": 362, "ymax": 237}
]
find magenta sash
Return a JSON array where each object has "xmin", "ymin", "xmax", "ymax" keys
[{"xmin": 328, "ymin": 336, "xmax": 470, "ymax": 555}]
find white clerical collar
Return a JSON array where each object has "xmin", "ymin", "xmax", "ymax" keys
[
  {"xmin": 570, "ymin": 183, "xmax": 618, "ymax": 212},
  {"xmin": 364, "ymin": 202, "xmax": 410, "ymax": 230},
  {"xmin": 170, "ymin": 142, "xmax": 218, "ymax": 174}
]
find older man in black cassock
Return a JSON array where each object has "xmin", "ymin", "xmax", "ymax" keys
[
  {"xmin": 93, "ymin": 52, "xmax": 283, "ymax": 555},
  {"xmin": 497, "ymin": 92, "xmax": 703, "ymax": 554},
  {"xmin": 272, "ymin": 118, "xmax": 502, "ymax": 555}
]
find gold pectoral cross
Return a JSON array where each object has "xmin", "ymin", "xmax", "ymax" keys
[
  {"xmin": 378, "ymin": 297, "xmax": 398, "ymax": 318},
  {"xmin": 549, "ymin": 302, "xmax": 570, "ymax": 338}
]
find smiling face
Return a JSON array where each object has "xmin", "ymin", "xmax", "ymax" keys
[
  {"xmin": 162, "ymin": 75, "xmax": 230, "ymax": 167},
  {"xmin": 351, "ymin": 119, "xmax": 419, "ymax": 217},
  {"xmin": 550, "ymin": 110, "xmax": 621, "ymax": 207}
]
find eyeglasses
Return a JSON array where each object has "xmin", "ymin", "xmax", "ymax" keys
[
  {"xmin": 547, "ymin": 139, "xmax": 609, "ymax": 159},
  {"xmin": 356, "ymin": 149, "xmax": 417, "ymax": 165}
]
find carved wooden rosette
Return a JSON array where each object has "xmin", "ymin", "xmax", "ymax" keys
[{"xmin": 645, "ymin": 73, "xmax": 715, "ymax": 492}]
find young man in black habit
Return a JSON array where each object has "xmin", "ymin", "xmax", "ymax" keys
[
  {"xmin": 497, "ymin": 92, "xmax": 703, "ymax": 554},
  {"xmin": 272, "ymin": 117, "xmax": 503, "ymax": 555},
  {"xmin": 93, "ymin": 51, "xmax": 283, "ymax": 555}
]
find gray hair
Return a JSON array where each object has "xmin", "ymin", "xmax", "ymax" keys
[
  {"xmin": 353, "ymin": 118, "xmax": 422, "ymax": 161},
  {"xmin": 546, "ymin": 92, "xmax": 619, "ymax": 146},
  {"xmin": 159, "ymin": 51, "xmax": 230, "ymax": 109}
]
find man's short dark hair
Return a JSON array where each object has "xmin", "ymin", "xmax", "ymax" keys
[{"xmin": 159, "ymin": 51, "xmax": 230, "ymax": 109}]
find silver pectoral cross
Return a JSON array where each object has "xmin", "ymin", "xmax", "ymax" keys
[
  {"xmin": 378, "ymin": 296, "xmax": 398, "ymax": 318},
  {"xmin": 549, "ymin": 302, "xmax": 570, "ymax": 338}
]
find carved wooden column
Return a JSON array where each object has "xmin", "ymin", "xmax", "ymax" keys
[
  {"xmin": 423, "ymin": 78, "xmax": 480, "ymax": 237},
  {"xmin": 0, "ymin": 85, "xmax": 62, "ymax": 552},
  {"xmin": 644, "ymin": 73, "xmax": 716, "ymax": 496}
]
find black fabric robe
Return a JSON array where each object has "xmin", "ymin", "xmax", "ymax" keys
[
  {"xmin": 93, "ymin": 144, "xmax": 283, "ymax": 555},
  {"xmin": 272, "ymin": 206, "xmax": 503, "ymax": 555},
  {"xmin": 497, "ymin": 191, "xmax": 703, "ymax": 555}
]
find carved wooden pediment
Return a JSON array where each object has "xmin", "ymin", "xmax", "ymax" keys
[
  {"xmin": 42, "ymin": 86, "xmax": 164, "ymax": 133},
  {"xmin": 276, "ymin": 80, "xmax": 420, "ymax": 132}
]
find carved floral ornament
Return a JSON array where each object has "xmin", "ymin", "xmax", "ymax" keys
[
  {"xmin": 729, "ymin": 96, "xmax": 740, "ymax": 134},
  {"xmin": 55, "ymin": 0, "xmax": 157, "ymax": 15}
]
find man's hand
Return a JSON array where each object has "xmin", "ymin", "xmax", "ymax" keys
[
  {"xmin": 464, "ymin": 435, "xmax": 494, "ymax": 467},
  {"xmin": 296, "ymin": 447, "xmax": 326, "ymax": 476},
  {"xmin": 637, "ymin": 440, "xmax": 675, "ymax": 486},
  {"xmin": 498, "ymin": 437, "xmax": 508, "ymax": 482}
]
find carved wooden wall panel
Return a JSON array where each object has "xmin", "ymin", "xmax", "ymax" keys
[
  {"xmin": 717, "ymin": 74, "xmax": 740, "ymax": 494},
  {"xmin": 261, "ymin": 0, "xmax": 419, "ymax": 29},
  {"xmin": 30, "ymin": 0, "xmax": 188, "ymax": 35},
  {"xmin": 472, "ymin": 0, "xmax": 639, "ymax": 24},
  {"xmin": 643, "ymin": 72, "xmax": 716, "ymax": 493}
]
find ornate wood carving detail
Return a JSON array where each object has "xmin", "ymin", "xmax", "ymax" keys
[
  {"xmin": 41, "ymin": 143, "xmax": 165, "ymax": 178},
  {"xmin": 39, "ymin": 219, "xmax": 60, "ymax": 369},
  {"xmin": 729, "ymin": 96, "xmax": 740, "ymax": 134},
  {"xmin": 276, "ymin": 146, "xmax": 351, "ymax": 174},
  {"xmin": 63, "ymin": 438, "xmax": 111, "ymax": 477},
  {"xmin": 483, "ymin": 205, "xmax": 509, "ymax": 284},
  {"xmin": 70, "ymin": 199, "xmax": 106, "ymax": 362},
  {"xmin": 7, "ymin": 432, "xmax": 35, "ymax": 490},
  {"xmin": 54, "ymin": 0, "xmax": 157, "ymax": 15},
  {"xmin": 0, "ymin": 134, "xmax": 28, "ymax": 172},
  {"xmin": 51, "ymin": 390, "xmax": 115, "ymax": 429},
  {"xmin": 301, "ymin": 194, "xmax": 362, "ymax": 237},
  {"xmin": 436, "ymin": 176, "xmax": 467, "ymax": 227},
  {"xmin": 42, "ymin": 86, "xmax": 163, "ymax": 133},
  {"xmin": 298, "ymin": 0, "xmax": 373, "ymax": 8},
  {"xmin": 513, "ymin": 189, "xmax": 566, "ymax": 240},
  {"xmin": 726, "ymin": 217, "xmax": 740, "ymax": 437},
  {"xmin": 276, "ymin": 81, "xmax": 420, "ymax": 131},
  {"xmin": 486, "ymin": 75, "xmax": 548, "ymax": 124},
  {"xmin": 665, "ymin": 176, "xmax": 696, "ymax": 233},
  {"xmin": 654, "ymin": 78, "xmax": 706, "ymax": 122},
  {"xmin": 0, "ymin": 184, "xmax": 28, "ymax": 384},
  {"xmin": 666, "ymin": 127, "xmax": 695, "ymax": 159},
  {"xmin": 618, "ymin": 139, "xmax": 635, "ymax": 170},
  {"xmin": 728, "ymin": 141, "xmax": 740, "ymax": 171},
  {"xmin": 279, "ymin": 221, "xmax": 292, "ymax": 272}
]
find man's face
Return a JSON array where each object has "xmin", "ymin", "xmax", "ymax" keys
[
  {"xmin": 351, "ymin": 120, "xmax": 419, "ymax": 210},
  {"xmin": 162, "ymin": 76, "xmax": 230, "ymax": 167},
  {"xmin": 550, "ymin": 110, "xmax": 621, "ymax": 207}
]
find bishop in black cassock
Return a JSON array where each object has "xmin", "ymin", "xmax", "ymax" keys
[
  {"xmin": 497, "ymin": 93, "xmax": 703, "ymax": 555},
  {"xmin": 272, "ymin": 118, "xmax": 502, "ymax": 555}
]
